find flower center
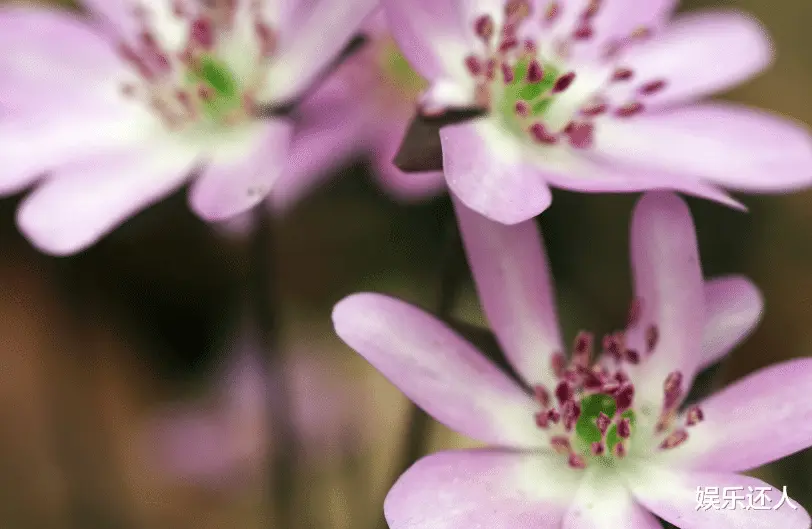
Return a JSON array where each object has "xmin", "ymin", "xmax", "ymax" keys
[
  {"xmin": 117, "ymin": 0, "xmax": 278, "ymax": 131},
  {"xmin": 463, "ymin": 0, "xmax": 670, "ymax": 150},
  {"xmin": 532, "ymin": 298, "xmax": 705, "ymax": 470}
]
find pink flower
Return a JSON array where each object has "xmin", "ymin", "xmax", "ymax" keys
[
  {"xmin": 271, "ymin": 12, "xmax": 446, "ymax": 214},
  {"xmin": 0, "ymin": 0, "xmax": 375, "ymax": 255},
  {"xmin": 382, "ymin": 0, "xmax": 812, "ymax": 224},
  {"xmin": 333, "ymin": 192, "xmax": 812, "ymax": 528},
  {"xmin": 146, "ymin": 346, "xmax": 366, "ymax": 488}
]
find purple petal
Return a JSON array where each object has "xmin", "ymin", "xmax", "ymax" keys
[
  {"xmin": 454, "ymin": 197, "xmax": 563, "ymax": 388},
  {"xmin": 596, "ymin": 104, "xmax": 812, "ymax": 192},
  {"xmin": 17, "ymin": 145, "xmax": 198, "ymax": 255},
  {"xmin": 661, "ymin": 358, "xmax": 812, "ymax": 473},
  {"xmin": 262, "ymin": 0, "xmax": 378, "ymax": 104},
  {"xmin": 332, "ymin": 293, "xmax": 545, "ymax": 448},
  {"xmin": 630, "ymin": 465, "xmax": 810, "ymax": 529},
  {"xmin": 626, "ymin": 192, "xmax": 704, "ymax": 407},
  {"xmin": 189, "ymin": 119, "xmax": 293, "ymax": 221},
  {"xmin": 441, "ymin": 119, "xmax": 553, "ymax": 224},
  {"xmin": 700, "ymin": 276, "xmax": 763, "ymax": 370},
  {"xmin": 613, "ymin": 10, "xmax": 772, "ymax": 107},
  {"xmin": 563, "ymin": 470, "xmax": 661, "ymax": 529},
  {"xmin": 381, "ymin": 0, "xmax": 481, "ymax": 86},
  {"xmin": 385, "ymin": 449, "xmax": 579, "ymax": 529}
]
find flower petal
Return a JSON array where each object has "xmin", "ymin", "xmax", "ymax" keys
[
  {"xmin": 189, "ymin": 119, "xmax": 293, "ymax": 221},
  {"xmin": 700, "ymin": 276, "xmax": 763, "ymax": 370},
  {"xmin": 661, "ymin": 358, "xmax": 812, "ymax": 473},
  {"xmin": 613, "ymin": 10, "xmax": 773, "ymax": 107},
  {"xmin": 629, "ymin": 464, "xmax": 810, "ymax": 529},
  {"xmin": 441, "ymin": 119, "xmax": 553, "ymax": 224},
  {"xmin": 263, "ymin": 0, "xmax": 378, "ymax": 103},
  {"xmin": 17, "ymin": 144, "xmax": 198, "ymax": 256},
  {"xmin": 563, "ymin": 470, "xmax": 661, "ymax": 529},
  {"xmin": 596, "ymin": 104, "xmax": 812, "ymax": 192},
  {"xmin": 454, "ymin": 197, "xmax": 563, "ymax": 388},
  {"xmin": 332, "ymin": 293, "xmax": 545, "ymax": 448},
  {"xmin": 380, "ymin": 0, "xmax": 478, "ymax": 85},
  {"xmin": 626, "ymin": 192, "xmax": 704, "ymax": 407},
  {"xmin": 385, "ymin": 448, "xmax": 579, "ymax": 529}
]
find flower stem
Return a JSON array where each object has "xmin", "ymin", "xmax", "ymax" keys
[
  {"xmin": 376, "ymin": 204, "xmax": 463, "ymax": 529},
  {"xmin": 248, "ymin": 206, "xmax": 298, "ymax": 528}
]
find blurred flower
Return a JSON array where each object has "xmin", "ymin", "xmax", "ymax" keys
[
  {"xmin": 333, "ymin": 192, "xmax": 812, "ymax": 528},
  {"xmin": 271, "ymin": 11, "xmax": 446, "ymax": 214},
  {"xmin": 146, "ymin": 346, "xmax": 365, "ymax": 488},
  {"xmin": 384, "ymin": 0, "xmax": 812, "ymax": 224},
  {"xmin": 0, "ymin": 0, "xmax": 375, "ymax": 254}
]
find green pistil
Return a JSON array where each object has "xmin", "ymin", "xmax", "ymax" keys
[
  {"xmin": 498, "ymin": 58, "xmax": 560, "ymax": 133},
  {"xmin": 575, "ymin": 393, "xmax": 637, "ymax": 456},
  {"xmin": 187, "ymin": 55, "xmax": 243, "ymax": 122}
]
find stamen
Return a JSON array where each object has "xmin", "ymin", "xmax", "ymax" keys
[
  {"xmin": 544, "ymin": 2, "xmax": 561, "ymax": 23},
  {"xmin": 614, "ymin": 383, "xmax": 634, "ymax": 413},
  {"xmin": 685, "ymin": 406, "xmax": 704, "ymax": 426},
  {"xmin": 568, "ymin": 453, "xmax": 587, "ymax": 469},
  {"xmin": 617, "ymin": 417, "xmax": 631, "ymax": 438},
  {"xmin": 573, "ymin": 21, "xmax": 594, "ymax": 40},
  {"xmin": 533, "ymin": 385, "xmax": 550, "ymax": 407},
  {"xmin": 645, "ymin": 325, "xmax": 659, "ymax": 353},
  {"xmin": 254, "ymin": 21, "xmax": 277, "ymax": 57},
  {"xmin": 612, "ymin": 68, "xmax": 634, "ymax": 82},
  {"xmin": 555, "ymin": 380, "xmax": 573, "ymax": 405},
  {"xmin": 663, "ymin": 371, "xmax": 683, "ymax": 410},
  {"xmin": 615, "ymin": 101, "xmax": 644, "ymax": 118},
  {"xmin": 552, "ymin": 72, "xmax": 576, "ymax": 93},
  {"xmin": 595, "ymin": 412, "xmax": 611, "ymax": 435},
  {"xmin": 535, "ymin": 411, "xmax": 550, "ymax": 428},
  {"xmin": 591, "ymin": 441, "xmax": 605, "ymax": 455},
  {"xmin": 474, "ymin": 15, "xmax": 495, "ymax": 42},
  {"xmin": 627, "ymin": 298, "xmax": 642, "ymax": 327},
  {"xmin": 465, "ymin": 55, "xmax": 483, "ymax": 76},
  {"xmin": 547, "ymin": 408, "xmax": 561, "ymax": 424},
  {"xmin": 530, "ymin": 123, "xmax": 559, "ymax": 145},
  {"xmin": 502, "ymin": 63, "xmax": 516, "ymax": 83},
  {"xmin": 603, "ymin": 333, "xmax": 624, "ymax": 361},
  {"xmin": 567, "ymin": 122, "xmax": 594, "ymax": 149},
  {"xmin": 581, "ymin": 100, "xmax": 608, "ymax": 117},
  {"xmin": 660, "ymin": 429, "xmax": 688, "ymax": 450},
  {"xmin": 624, "ymin": 349, "xmax": 640, "ymax": 365},
  {"xmin": 639, "ymin": 79, "xmax": 667, "ymax": 95},
  {"xmin": 573, "ymin": 331, "xmax": 593, "ymax": 366},
  {"xmin": 614, "ymin": 442, "xmax": 626, "ymax": 458},
  {"xmin": 190, "ymin": 17, "xmax": 215, "ymax": 49},
  {"xmin": 515, "ymin": 100, "xmax": 530, "ymax": 117},
  {"xmin": 527, "ymin": 60, "xmax": 545, "ymax": 83},
  {"xmin": 562, "ymin": 401, "xmax": 581, "ymax": 431},
  {"xmin": 551, "ymin": 436, "xmax": 571, "ymax": 454},
  {"xmin": 552, "ymin": 352, "xmax": 567, "ymax": 377}
]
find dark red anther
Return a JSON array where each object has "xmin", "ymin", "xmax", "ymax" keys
[
  {"xmin": 639, "ymin": 79, "xmax": 667, "ymax": 95},
  {"xmin": 551, "ymin": 352, "xmax": 567, "ymax": 378},
  {"xmin": 474, "ymin": 14, "xmax": 495, "ymax": 41},
  {"xmin": 501, "ymin": 63, "xmax": 515, "ymax": 83},
  {"xmin": 527, "ymin": 60, "xmax": 544, "ymax": 83},
  {"xmin": 663, "ymin": 371, "xmax": 683, "ymax": 410},
  {"xmin": 573, "ymin": 331, "xmax": 593, "ymax": 365},
  {"xmin": 581, "ymin": 101, "xmax": 608, "ymax": 117},
  {"xmin": 614, "ymin": 442, "xmax": 627, "ymax": 458},
  {"xmin": 603, "ymin": 333, "xmax": 624, "ymax": 361},
  {"xmin": 533, "ymin": 385, "xmax": 550, "ymax": 408},
  {"xmin": 190, "ymin": 16, "xmax": 215, "ymax": 49},
  {"xmin": 485, "ymin": 59, "xmax": 496, "ymax": 80},
  {"xmin": 583, "ymin": 0, "xmax": 602, "ymax": 18},
  {"xmin": 573, "ymin": 21, "xmax": 593, "ymax": 40},
  {"xmin": 555, "ymin": 380, "xmax": 573, "ymax": 404},
  {"xmin": 612, "ymin": 67, "xmax": 634, "ymax": 82},
  {"xmin": 562, "ymin": 401, "xmax": 581, "ymax": 431},
  {"xmin": 465, "ymin": 55, "xmax": 483, "ymax": 76},
  {"xmin": 552, "ymin": 72, "xmax": 576, "ymax": 93},
  {"xmin": 544, "ymin": 1, "xmax": 560, "ymax": 23},
  {"xmin": 551, "ymin": 436, "xmax": 570, "ymax": 453},
  {"xmin": 614, "ymin": 383, "xmax": 634, "ymax": 413},
  {"xmin": 547, "ymin": 408, "xmax": 561, "ymax": 424},
  {"xmin": 660, "ymin": 429, "xmax": 689, "ymax": 450},
  {"xmin": 198, "ymin": 84, "xmax": 214, "ymax": 100},
  {"xmin": 515, "ymin": 100, "xmax": 530, "ymax": 117},
  {"xmin": 523, "ymin": 39, "xmax": 537, "ymax": 53},
  {"xmin": 568, "ymin": 453, "xmax": 587, "ymax": 469},
  {"xmin": 615, "ymin": 101, "xmax": 644, "ymax": 118},
  {"xmin": 685, "ymin": 406, "xmax": 704, "ymax": 427},
  {"xmin": 567, "ymin": 122, "xmax": 594, "ymax": 149},
  {"xmin": 529, "ymin": 123, "xmax": 559, "ymax": 145},
  {"xmin": 617, "ymin": 417, "xmax": 632, "ymax": 439},
  {"xmin": 583, "ymin": 370, "xmax": 605, "ymax": 391},
  {"xmin": 499, "ymin": 36, "xmax": 520, "ymax": 53},
  {"xmin": 535, "ymin": 411, "xmax": 550, "ymax": 428},
  {"xmin": 591, "ymin": 442, "xmax": 605, "ymax": 455},
  {"xmin": 596, "ymin": 412, "xmax": 611, "ymax": 435},
  {"xmin": 645, "ymin": 325, "xmax": 659, "ymax": 353}
]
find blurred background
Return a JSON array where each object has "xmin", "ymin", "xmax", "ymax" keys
[{"xmin": 1, "ymin": 0, "xmax": 811, "ymax": 527}]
